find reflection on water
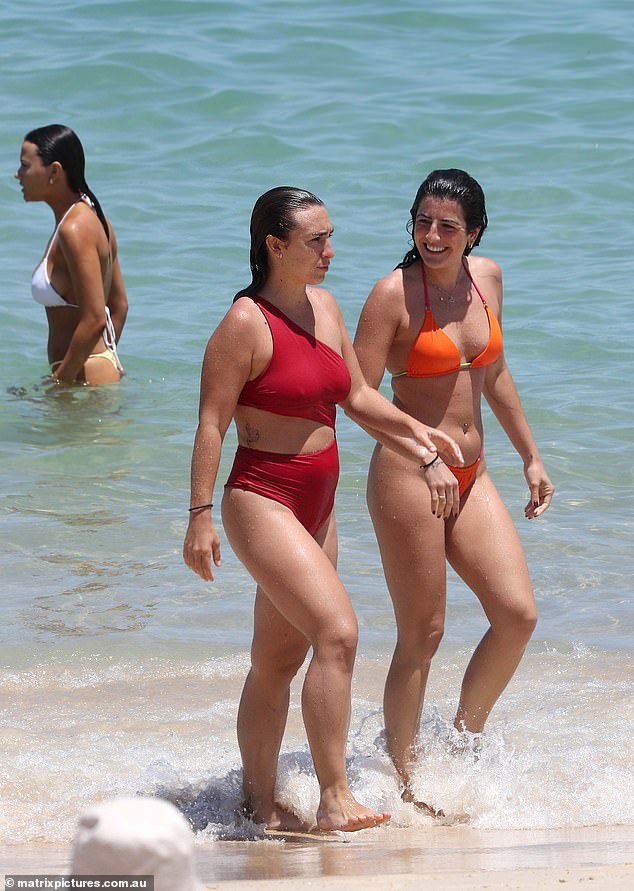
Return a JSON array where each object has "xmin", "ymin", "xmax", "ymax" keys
[
  {"xmin": 6, "ymin": 380, "xmax": 127, "ymax": 447},
  {"xmin": 3, "ymin": 825, "xmax": 634, "ymax": 881}
]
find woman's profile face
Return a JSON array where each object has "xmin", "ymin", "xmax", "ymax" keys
[
  {"xmin": 273, "ymin": 204, "xmax": 335, "ymax": 286},
  {"xmin": 15, "ymin": 141, "xmax": 50, "ymax": 202}
]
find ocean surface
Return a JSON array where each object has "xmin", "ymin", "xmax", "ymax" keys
[{"xmin": 1, "ymin": 0, "xmax": 633, "ymax": 853}]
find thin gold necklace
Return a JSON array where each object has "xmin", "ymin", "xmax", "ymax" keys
[{"xmin": 432, "ymin": 268, "xmax": 467, "ymax": 303}]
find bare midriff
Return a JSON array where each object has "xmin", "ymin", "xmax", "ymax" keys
[
  {"xmin": 234, "ymin": 405, "xmax": 335, "ymax": 455},
  {"xmin": 391, "ymin": 366, "xmax": 487, "ymax": 465}
]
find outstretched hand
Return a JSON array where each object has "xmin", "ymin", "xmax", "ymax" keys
[{"xmin": 524, "ymin": 460, "xmax": 554, "ymax": 519}]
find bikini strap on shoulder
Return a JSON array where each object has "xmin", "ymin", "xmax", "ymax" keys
[
  {"xmin": 420, "ymin": 262, "xmax": 431, "ymax": 310},
  {"xmin": 462, "ymin": 257, "xmax": 487, "ymax": 306}
]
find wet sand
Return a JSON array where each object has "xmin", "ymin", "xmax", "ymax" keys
[{"xmin": 3, "ymin": 825, "xmax": 633, "ymax": 890}]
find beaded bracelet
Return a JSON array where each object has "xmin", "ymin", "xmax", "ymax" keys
[
  {"xmin": 420, "ymin": 454, "xmax": 441, "ymax": 471},
  {"xmin": 188, "ymin": 503, "xmax": 213, "ymax": 512}
]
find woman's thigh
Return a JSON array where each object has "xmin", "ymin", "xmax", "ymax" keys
[
  {"xmin": 249, "ymin": 510, "xmax": 339, "ymax": 672},
  {"xmin": 221, "ymin": 488, "xmax": 357, "ymax": 644},
  {"xmin": 367, "ymin": 446, "xmax": 447, "ymax": 635},
  {"xmin": 447, "ymin": 470, "xmax": 536, "ymax": 625}
]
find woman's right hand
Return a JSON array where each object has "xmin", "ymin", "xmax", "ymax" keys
[
  {"xmin": 183, "ymin": 512, "xmax": 222, "ymax": 581},
  {"xmin": 421, "ymin": 457, "xmax": 460, "ymax": 519}
]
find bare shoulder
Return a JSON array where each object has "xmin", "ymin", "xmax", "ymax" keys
[
  {"xmin": 468, "ymin": 254, "xmax": 503, "ymax": 308},
  {"xmin": 359, "ymin": 268, "xmax": 406, "ymax": 329},
  {"xmin": 368, "ymin": 268, "xmax": 406, "ymax": 304},
  {"xmin": 220, "ymin": 295, "xmax": 267, "ymax": 337},
  {"xmin": 308, "ymin": 286, "xmax": 343, "ymax": 322},
  {"xmin": 58, "ymin": 202, "xmax": 105, "ymax": 252},
  {"xmin": 468, "ymin": 254, "xmax": 502, "ymax": 285},
  {"xmin": 309, "ymin": 285, "xmax": 337, "ymax": 307},
  {"xmin": 199, "ymin": 297, "xmax": 266, "ymax": 376}
]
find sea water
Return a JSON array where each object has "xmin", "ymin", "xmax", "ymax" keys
[{"xmin": 1, "ymin": 0, "xmax": 633, "ymax": 847}]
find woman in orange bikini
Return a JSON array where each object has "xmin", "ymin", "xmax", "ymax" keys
[
  {"xmin": 353, "ymin": 169, "xmax": 554, "ymax": 812},
  {"xmin": 16, "ymin": 124, "xmax": 127, "ymax": 385}
]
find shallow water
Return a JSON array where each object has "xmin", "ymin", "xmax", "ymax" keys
[{"xmin": 1, "ymin": 0, "xmax": 633, "ymax": 848}]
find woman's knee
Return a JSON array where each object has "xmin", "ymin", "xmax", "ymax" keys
[
  {"xmin": 250, "ymin": 638, "xmax": 309, "ymax": 685},
  {"xmin": 396, "ymin": 621, "xmax": 444, "ymax": 664},
  {"xmin": 313, "ymin": 616, "xmax": 358, "ymax": 669},
  {"xmin": 495, "ymin": 597, "xmax": 537, "ymax": 644}
]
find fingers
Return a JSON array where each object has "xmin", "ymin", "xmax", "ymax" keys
[
  {"xmin": 524, "ymin": 489, "xmax": 554, "ymax": 519},
  {"xmin": 211, "ymin": 538, "xmax": 222, "ymax": 568},
  {"xmin": 183, "ymin": 531, "xmax": 219, "ymax": 581},
  {"xmin": 524, "ymin": 492, "xmax": 553, "ymax": 519},
  {"xmin": 423, "ymin": 462, "xmax": 460, "ymax": 519},
  {"xmin": 183, "ymin": 546, "xmax": 214, "ymax": 581},
  {"xmin": 428, "ymin": 430, "xmax": 464, "ymax": 467}
]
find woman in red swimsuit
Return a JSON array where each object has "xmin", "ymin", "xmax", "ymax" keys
[
  {"xmin": 354, "ymin": 170, "xmax": 554, "ymax": 814},
  {"xmin": 183, "ymin": 187, "xmax": 463, "ymax": 834}
]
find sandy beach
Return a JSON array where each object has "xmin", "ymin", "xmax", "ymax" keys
[
  {"xmin": 3, "ymin": 825, "xmax": 633, "ymax": 890},
  {"xmin": 207, "ymin": 865, "xmax": 634, "ymax": 890}
]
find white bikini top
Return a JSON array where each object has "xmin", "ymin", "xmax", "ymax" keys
[
  {"xmin": 31, "ymin": 200, "xmax": 83, "ymax": 308},
  {"xmin": 31, "ymin": 198, "xmax": 123, "ymax": 372}
]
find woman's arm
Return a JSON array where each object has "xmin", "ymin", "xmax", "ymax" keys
[
  {"xmin": 106, "ymin": 228, "xmax": 128, "ymax": 342},
  {"xmin": 183, "ymin": 302, "xmax": 259, "ymax": 581},
  {"xmin": 478, "ymin": 260, "xmax": 554, "ymax": 517},
  {"xmin": 52, "ymin": 215, "xmax": 111, "ymax": 383},
  {"xmin": 353, "ymin": 274, "xmax": 401, "ymax": 390},
  {"xmin": 484, "ymin": 358, "xmax": 554, "ymax": 517}
]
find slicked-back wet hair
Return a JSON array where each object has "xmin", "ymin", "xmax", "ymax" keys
[
  {"xmin": 24, "ymin": 124, "xmax": 109, "ymax": 240},
  {"xmin": 234, "ymin": 186, "xmax": 325, "ymax": 300},
  {"xmin": 398, "ymin": 169, "xmax": 488, "ymax": 269}
]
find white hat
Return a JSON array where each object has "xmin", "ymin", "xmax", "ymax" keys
[{"xmin": 71, "ymin": 796, "xmax": 204, "ymax": 891}]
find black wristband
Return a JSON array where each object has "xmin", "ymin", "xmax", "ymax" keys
[
  {"xmin": 420, "ymin": 454, "xmax": 441, "ymax": 471},
  {"xmin": 188, "ymin": 503, "xmax": 213, "ymax": 512}
]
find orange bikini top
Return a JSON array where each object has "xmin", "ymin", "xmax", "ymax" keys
[{"xmin": 393, "ymin": 259, "xmax": 503, "ymax": 379}]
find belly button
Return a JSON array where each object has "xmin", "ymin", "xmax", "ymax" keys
[{"xmin": 462, "ymin": 422, "xmax": 470, "ymax": 434}]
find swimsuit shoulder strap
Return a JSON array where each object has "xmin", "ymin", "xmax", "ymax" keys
[
  {"xmin": 462, "ymin": 257, "xmax": 488, "ymax": 306},
  {"xmin": 43, "ymin": 201, "xmax": 82, "ymax": 260},
  {"xmin": 420, "ymin": 262, "xmax": 431, "ymax": 310}
]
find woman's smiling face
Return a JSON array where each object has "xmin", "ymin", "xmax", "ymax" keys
[{"xmin": 413, "ymin": 195, "xmax": 478, "ymax": 265}]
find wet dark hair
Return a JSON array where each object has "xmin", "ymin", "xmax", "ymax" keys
[
  {"xmin": 234, "ymin": 186, "xmax": 325, "ymax": 300},
  {"xmin": 24, "ymin": 124, "xmax": 109, "ymax": 240},
  {"xmin": 397, "ymin": 168, "xmax": 488, "ymax": 269}
]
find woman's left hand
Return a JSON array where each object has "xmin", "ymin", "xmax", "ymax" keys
[{"xmin": 524, "ymin": 459, "xmax": 554, "ymax": 518}]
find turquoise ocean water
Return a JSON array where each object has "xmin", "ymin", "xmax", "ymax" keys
[{"xmin": 1, "ymin": 0, "xmax": 633, "ymax": 853}]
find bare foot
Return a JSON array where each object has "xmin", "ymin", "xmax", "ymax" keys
[
  {"xmin": 316, "ymin": 788, "xmax": 391, "ymax": 833},
  {"xmin": 242, "ymin": 799, "xmax": 311, "ymax": 832},
  {"xmin": 401, "ymin": 787, "xmax": 445, "ymax": 818}
]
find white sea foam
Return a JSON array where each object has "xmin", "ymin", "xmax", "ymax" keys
[{"xmin": 1, "ymin": 645, "xmax": 632, "ymax": 843}]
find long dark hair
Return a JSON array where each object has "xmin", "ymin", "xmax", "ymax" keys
[
  {"xmin": 234, "ymin": 186, "xmax": 325, "ymax": 300},
  {"xmin": 398, "ymin": 169, "xmax": 488, "ymax": 269},
  {"xmin": 24, "ymin": 124, "xmax": 109, "ymax": 240}
]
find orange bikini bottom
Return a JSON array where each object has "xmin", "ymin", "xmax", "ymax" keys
[{"xmin": 447, "ymin": 450, "xmax": 483, "ymax": 498}]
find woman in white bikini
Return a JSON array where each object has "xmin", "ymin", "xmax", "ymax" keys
[{"xmin": 16, "ymin": 124, "xmax": 128, "ymax": 385}]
